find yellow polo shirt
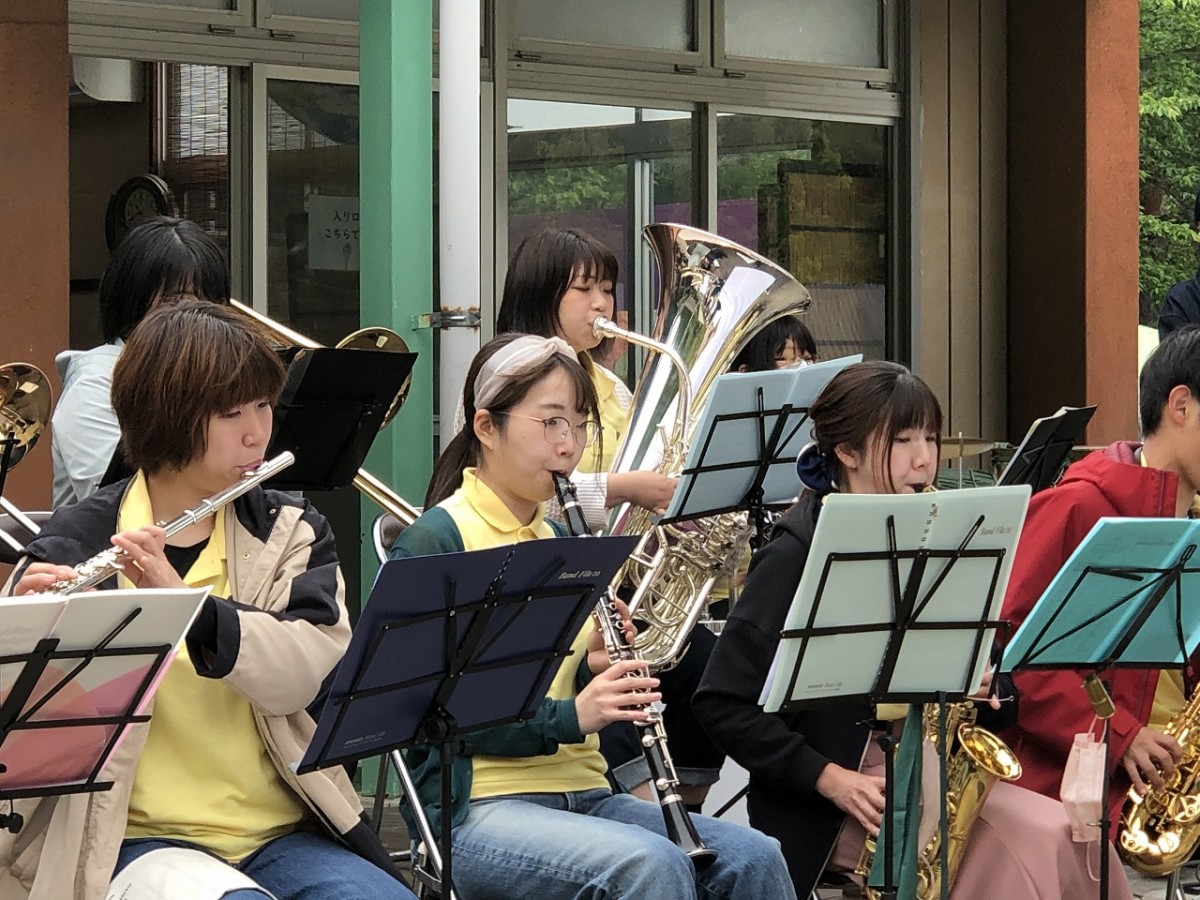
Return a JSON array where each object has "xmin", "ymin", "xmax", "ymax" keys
[
  {"xmin": 122, "ymin": 472, "xmax": 307, "ymax": 860},
  {"xmin": 443, "ymin": 469, "xmax": 610, "ymax": 798},
  {"xmin": 578, "ymin": 354, "xmax": 631, "ymax": 475}
]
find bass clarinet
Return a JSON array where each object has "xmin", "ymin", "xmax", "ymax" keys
[{"xmin": 552, "ymin": 471, "xmax": 716, "ymax": 869}]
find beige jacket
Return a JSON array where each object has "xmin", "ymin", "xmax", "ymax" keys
[{"xmin": 0, "ymin": 483, "xmax": 389, "ymax": 900}]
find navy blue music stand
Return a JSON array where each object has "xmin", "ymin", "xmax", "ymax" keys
[
  {"xmin": 1003, "ymin": 516, "xmax": 1200, "ymax": 900},
  {"xmin": 299, "ymin": 535, "xmax": 639, "ymax": 898}
]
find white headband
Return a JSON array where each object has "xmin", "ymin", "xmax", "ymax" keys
[{"xmin": 473, "ymin": 335, "xmax": 577, "ymax": 411}]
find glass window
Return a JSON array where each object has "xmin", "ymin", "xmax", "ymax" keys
[
  {"xmin": 264, "ymin": 79, "xmax": 359, "ymax": 345},
  {"xmin": 507, "ymin": 99, "xmax": 695, "ymax": 381},
  {"xmin": 516, "ymin": 0, "xmax": 693, "ymax": 53},
  {"xmin": 111, "ymin": 0, "xmax": 236, "ymax": 8},
  {"xmin": 267, "ymin": 0, "xmax": 356, "ymax": 21},
  {"xmin": 724, "ymin": 0, "xmax": 883, "ymax": 69},
  {"xmin": 717, "ymin": 113, "xmax": 888, "ymax": 360},
  {"xmin": 161, "ymin": 64, "xmax": 230, "ymax": 257}
]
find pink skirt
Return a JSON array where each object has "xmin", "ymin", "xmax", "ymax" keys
[{"xmin": 829, "ymin": 763, "xmax": 1134, "ymax": 899}]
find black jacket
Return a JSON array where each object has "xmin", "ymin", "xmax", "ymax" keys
[
  {"xmin": 694, "ymin": 490, "xmax": 1019, "ymax": 897},
  {"xmin": 1158, "ymin": 267, "xmax": 1200, "ymax": 339}
]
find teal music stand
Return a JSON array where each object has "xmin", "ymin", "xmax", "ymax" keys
[{"xmin": 1003, "ymin": 516, "xmax": 1200, "ymax": 900}]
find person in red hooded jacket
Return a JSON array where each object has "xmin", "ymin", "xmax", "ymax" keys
[{"xmin": 1000, "ymin": 324, "xmax": 1200, "ymax": 834}]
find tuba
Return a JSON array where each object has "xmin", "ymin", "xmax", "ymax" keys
[
  {"xmin": 1118, "ymin": 687, "xmax": 1200, "ymax": 875},
  {"xmin": 599, "ymin": 223, "xmax": 812, "ymax": 670},
  {"xmin": 855, "ymin": 702, "xmax": 1022, "ymax": 899}
]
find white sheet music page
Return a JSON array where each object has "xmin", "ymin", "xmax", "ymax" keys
[{"xmin": 761, "ymin": 485, "xmax": 1030, "ymax": 712}]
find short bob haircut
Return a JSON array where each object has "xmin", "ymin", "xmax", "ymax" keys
[
  {"xmin": 424, "ymin": 332, "xmax": 601, "ymax": 508},
  {"xmin": 809, "ymin": 360, "xmax": 942, "ymax": 493},
  {"xmin": 112, "ymin": 298, "xmax": 286, "ymax": 475},
  {"xmin": 731, "ymin": 316, "xmax": 818, "ymax": 372},
  {"xmin": 1139, "ymin": 324, "xmax": 1200, "ymax": 437},
  {"xmin": 496, "ymin": 228, "xmax": 619, "ymax": 339},
  {"xmin": 100, "ymin": 216, "xmax": 231, "ymax": 343}
]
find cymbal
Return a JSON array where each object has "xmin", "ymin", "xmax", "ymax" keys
[{"xmin": 939, "ymin": 435, "xmax": 998, "ymax": 460}]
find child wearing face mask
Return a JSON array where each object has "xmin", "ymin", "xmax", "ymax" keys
[{"xmin": 391, "ymin": 332, "xmax": 796, "ymax": 900}]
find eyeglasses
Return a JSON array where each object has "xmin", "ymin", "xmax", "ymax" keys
[{"xmin": 496, "ymin": 412, "xmax": 600, "ymax": 448}]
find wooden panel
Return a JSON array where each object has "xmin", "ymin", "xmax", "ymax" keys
[
  {"xmin": 0, "ymin": 6, "xmax": 69, "ymax": 515},
  {"xmin": 978, "ymin": 1, "xmax": 1007, "ymax": 441},
  {"xmin": 947, "ymin": 0, "xmax": 982, "ymax": 439},
  {"xmin": 916, "ymin": 0, "xmax": 951, "ymax": 410}
]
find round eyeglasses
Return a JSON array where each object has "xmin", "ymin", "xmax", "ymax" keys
[{"xmin": 496, "ymin": 412, "xmax": 600, "ymax": 448}]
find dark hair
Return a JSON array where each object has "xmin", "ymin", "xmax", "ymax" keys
[
  {"xmin": 809, "ymin": 360, "xmax": 942, "ymax": 492},
  {"xmin": 731, "ymin": 316, "xmax": 818, "ymax": 372},
  {"xmin": 424, "ymin": 333, "xmax": 601, "ymax": 507},
  {"xmin": 1194, "ymin": 187, "xmax": 1200, "ymax": 228},
  {"xmin": 100, "ymin": 217, "xmax": 231, "ymax": 343},
  {"xmin": 1139, "ymin": 324, "xmax": 1200, "ymax": 436},
  {"xmin": 496, "ymin": 229, "xmax": 619, "ymax": 338},
  {"xmin": 112, "ymin": 298, "xmax": 285, "ymax": 474}
]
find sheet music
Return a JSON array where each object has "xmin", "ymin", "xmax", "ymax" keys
[
  {"xmin": 1004, "ymin": 517, "xmax": 1200, "ymax": 670},
  {"xmin": 0, "ymin": 587, "xmax": 207, "ymax": 791},
  {"xmin": 762, "ymin": 485, "xmax": 1031, "ymax": 711},
  {"xmin": 665, "ymin": 355, "xmax": 862, "ymax": 518}
]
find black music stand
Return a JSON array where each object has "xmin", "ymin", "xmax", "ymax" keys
[
  {"xmin": 764, "ymin": 487, "xmax": 1030, "ymax": 899},
  {"xmin": 662, "ymin": 357, "xmax": 858, "ymax": 547},
  {"xmin": 0, "ymin": 609, "xmax": 175, "ymax": 832},
  {"xmin": 265, "ymin": 346, "xmax": 416, "ymax": 491},
  {"xmin": 997, "ymin": 405, "xmax": 1096, "ymax": 492},
  {"xmin": 299, "ymin": 535, "xmax": 639, "ymax": 898},
  {"xmin": 1002, "ymin": 517, "xmax": 1200, "ymax": 900}
]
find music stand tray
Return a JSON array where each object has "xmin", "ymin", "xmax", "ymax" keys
[
  {"xmin": 1002, "ymin": 516, "xmax": 1200, "ymax": 900},
  {"xmin": 298, "ymin": 535, "xmax": 639, "ymax": 897},
  {"xmin": 997, "ymin": 405, "xmax": 1096, "ymax": 492},
  {"xmin": 662, "ymin": 355, "xmax": 861, "ymax": 542},
  {"xmin": 267, "ymin": 346, "xmax": 416, "ymax": 491},
  {"xmin": 0, "ymin": 588, "xmax": 207, "ymax": 829},
  {"xmin": 761, "ymin": 486, "xmax": 1030, "ymax": 899}
]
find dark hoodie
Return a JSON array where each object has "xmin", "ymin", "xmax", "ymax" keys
[
  {"xmin": 694, "ymin": 490, "xmax": 1018, "ymax": 895},
  {"xmin": 1000, "ymin": 440, "xmax": 1188, "ymax": 832}
]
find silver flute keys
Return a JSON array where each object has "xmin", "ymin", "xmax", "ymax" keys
[
  {"xmin": 552, "ymin": 472, "xmax": 716, "ymax": 869},
  {"xmin": 40, "ymin": 452, "xmax": 295, "ymax": 595}
]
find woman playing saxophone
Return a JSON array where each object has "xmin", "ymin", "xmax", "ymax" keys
[
  {"xmin": 1, "ymin": 300, "xmax": 414, "ymax": 900},
  {"xmin": 693, "ymin": 360, "xmax": 1134, "ymax": 899}
]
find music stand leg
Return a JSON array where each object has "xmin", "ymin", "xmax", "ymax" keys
[
  {"xmin": 879, "ymin": 732, "xmax": 898, "ymax": 900},
  {"xmin": 425, "ymin": 711, "xmax": 459, "ymax": 900},
  {"xmin": 1099, "ymin": 715, "xmax": 1110, "ymax": 900}
]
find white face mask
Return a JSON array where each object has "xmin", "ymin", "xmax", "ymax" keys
[{"xmin": 1059, "ymin": 721, "xmax": 1106, "ymax": 844}]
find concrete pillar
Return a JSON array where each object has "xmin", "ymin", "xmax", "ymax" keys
[
  {"xmin": 1007, "ymin": 0, "xmax": 1140, "ymax": 444},
  {"xmin": 0, "ymin": 1, "xmax": 69, "ymax": 512}
]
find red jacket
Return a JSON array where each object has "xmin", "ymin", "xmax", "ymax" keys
[{"xmin": 1000, "ymin": 441, "xmax": 1188, "ymax": 829}]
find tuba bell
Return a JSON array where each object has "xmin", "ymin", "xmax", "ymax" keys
[{"xmin": 599, "ymin": 223, "xmax": 812, "ymax": 669}]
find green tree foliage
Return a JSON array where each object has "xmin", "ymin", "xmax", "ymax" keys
[{"xmin": 1140, "ymin": 0, "xmax": 1200, "ymax": 322}]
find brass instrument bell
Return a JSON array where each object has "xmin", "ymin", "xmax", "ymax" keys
[{"xmin": 0, "ymin": 362, "xmax": 52, "ymax": 469}]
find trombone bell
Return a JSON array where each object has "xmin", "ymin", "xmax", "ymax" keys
[{"xmin": 0, "ymin": 363, "xmax": 52, "ymax": 470}]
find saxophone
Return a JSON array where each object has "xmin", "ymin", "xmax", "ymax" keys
[
  {"xmin": 596, "ymin": 223, "xmax": 813, "ymax": 670},
  {"xmin": 854, "ymin": 702, "xmax": 1022, "ymax": 899},
  {"xmin": 553, "ymin": 472, "xmax": 717, "ymax": 870},
  {"xmin": 1118, "ymin": 686, "xmax": 1200, "ymax": 875}
]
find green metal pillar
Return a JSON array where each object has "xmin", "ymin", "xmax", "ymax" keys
[{"xmin": 358, "ymin": 0, "xmax": 433, "ymax": 795}]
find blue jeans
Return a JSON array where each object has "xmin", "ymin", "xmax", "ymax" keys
[
  {"xmin": 450, "ymin": 789, "xmax": 796, "ymax": 900},
  {"xmin": 115, "ymin": 831, "xmax": 417, "ymax": 900}
]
